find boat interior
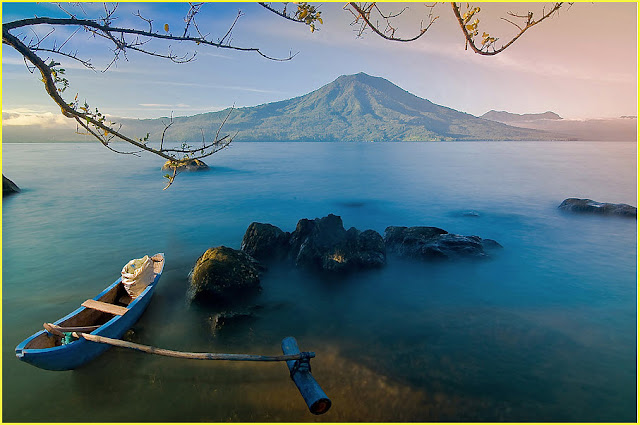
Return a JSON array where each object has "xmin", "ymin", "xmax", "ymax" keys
[
  {"xmin": 23, "ymin": 254, "xmax": 164, "ymax": 350},
  {"xmin": 25, "ymin": 282, "xmax": 134, "ymax": 349}
]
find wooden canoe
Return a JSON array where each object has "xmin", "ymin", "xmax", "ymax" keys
[{"xmin": 15, "ymin": 253, "xmax": 165, "ymax": 371}]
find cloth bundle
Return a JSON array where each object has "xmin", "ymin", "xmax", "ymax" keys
[{"xmin": 121, "ymin": 255, "xmax": 155, "ymax": 298}]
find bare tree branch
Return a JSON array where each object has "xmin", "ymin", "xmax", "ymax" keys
[
  {"xmin": 182, "ymin": 3, "xmax": 204, "ymax": 38},
  {"xmin": 4, "ymin": 16, "xmax": 295, "ymax": 61},
  {"xmin": 258, "ymin": 3, "xmax": 303, "ymax": 23},
  {"xmin": 4, "ymin": 1, "xmax": 572, "ymax": 189},
  {"xmin": 4, "ymin": 27, "xmax": 176, "ymax": 159},
  {"xmin": 31, "ymin": 46, "xmax": 95, "ymax": 69},
  {"xmin": 259, "ymin": 2, "xmax": 323, "ymax": 33},
  {"xmin": 218, "ymin": 10, "xmax": 243, "ymax": 46},
  {"xmin": 2, "ymin": 3, "xmax": 300, "ymax": 188},
  {"xmin": 451, "ymin": 2, "xmax": 565, "ymax": 55},
  {"xmin": 345, "ymin": 2, "xmax": 438, "ymax": 42}
]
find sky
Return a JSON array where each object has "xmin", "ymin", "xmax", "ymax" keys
[{"xmin": 1, "ymin": 1, "xmax": 638, "ymax": 133}]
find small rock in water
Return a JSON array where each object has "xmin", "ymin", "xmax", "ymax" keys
[
  {"xmin": 462, "ymin": 210, "xmax": 481, "ymax": 217},
  {"xmin": 558, "ymin": 198, "xmax": 636, "ymax": 218},
  {"xmin": 161, "ymin": 158, "xmax": 209, "ymax": 172},
  {"xmin": 208, "ymin": 311, "xmax": 255, "ymax": 335},
  {"xmin": 122, "ymin": 329, "xmax": 143, "ymax": 343},
  {"xmin": 3, "ymin": 174, "xmax": 20, "ymax": 197},
  {"xmin": 337, "ymin": 200, "xmax": 366, "ymax": 208}
]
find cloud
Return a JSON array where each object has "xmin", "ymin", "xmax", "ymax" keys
[
  {"xmin": 489, "ymin": 52, "xmax": 637, "ymax": 86},
  {"xmin": 139, "ymin": 103, "xmax": 191, "ymax": 108},
  {"xmin": 2, "ymin": 110, "xmax": 75, "ymax": 128},
  {"xmin": 103, "ymin": 104, "xmax": 230, "ymax": 118},
  {"xmin": 196, "ymin": 51, "xmax": 234, "ymax": 60},
  {"xmin": 129, "ymin": 78, "xmax": 283, "ymax": 94},
  {"xmin": 169, "ymin": 81, "xmax": 280, "ymax": 94}
]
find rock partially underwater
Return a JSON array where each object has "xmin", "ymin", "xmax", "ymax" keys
[
  {"xmin": 162, "ymin": 159, "xmax": 209, "ymax": 172},
  {"xmin": 241, "ymin": 222, "xmax": 291, "ymax": 261},
  {"xmin": 241, "ymin": 214, "xmax": 503, "ymax": 269},
  {"xmin": 188, "ymin": 246, "xmax": 262, "ymax": 303},
  {"xmin": 242, "ymin": 214, "xmax": 386, "ymax": 272},
  {"xmin": 3, "ymin": 174, "xmax": 20, "ymax": 197},
  {"xmin": 190, "ymin": 215, "xmax": 503, "ymax": 313},
  {"xmin": 208, "ymin": 310, "xmax": 257, "ymax": 335},
  {"xmin": 558, "ymin": 198, "xmax": 636, "ymax": 218},
  {"xmin": 384, "ymin": 226, "xmax": 502, "ymax": 260}
]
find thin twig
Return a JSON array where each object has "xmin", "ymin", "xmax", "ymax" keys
[{"xmin": 451, "ymin": 2, "xmax": 564, "ymax": 55}]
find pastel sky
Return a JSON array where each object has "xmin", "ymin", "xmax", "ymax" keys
[{"xmin": 1, "ymin": 2, "xmax": 638, "ymax": 129}]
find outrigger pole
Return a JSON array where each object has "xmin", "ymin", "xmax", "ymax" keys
[{"xmin": 43, "ymin": 323, "xmax": 332, "ymax": 415}]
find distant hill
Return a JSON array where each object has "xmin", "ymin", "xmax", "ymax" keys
[
  {"xmin": 481, "ymin": 109, "xmax": 636, "ymax": 141},
  {"xmin": 118, "ymin": 73, "xmax": 562, "ymax": 142},
  {"xmin": 481, "ymin": 110, "xmax": 563, "ymax": 123},
  {"xmin": 491, "ymin": 117, "xmax": 637, "ymax": 142}
]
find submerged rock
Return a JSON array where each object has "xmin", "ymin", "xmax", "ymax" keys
[
  {"xmin": 461, "ymin": 210, "xmax": 480, "ymax": 217},
  {"xmin": 208, "ymin": 310, "xmax": 256, "ymax": 335},
  {"xmin": 558, "ymin": 198, "xmax": 636, "ymax": 218},
  {"xmin": 241, "ymin": 214, "xmax": 386, "ymax": 272},
  {"xmin": 384, "ymin": 226, "xmax": 502, "ymax": 260},
  {"xmin": 3, "ymin": 174, "xmax": 20, "ymax": 197},
  {"xmin": 162, "ymin": 158, "xmax": 209, "ymax": 172},
  {"xmin": 480, "ymin": 238, "xmax": 503, "ymax": 250},
  {"xmin": 188, "ymin": 246, "xmax": 261, "ymax": 303}
]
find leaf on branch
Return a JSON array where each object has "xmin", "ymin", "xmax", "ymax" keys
[
  {"xmin": 452, "ymin": 2, "xmax": 565, "ymax": 56},
  {"xmin": 293, "ymin": 2, "xmax": 323, "ymax": 33}
]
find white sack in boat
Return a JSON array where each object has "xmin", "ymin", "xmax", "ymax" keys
[{"xmin": 121, "ymin": 255, "xmax": 154, "ymax": 298}]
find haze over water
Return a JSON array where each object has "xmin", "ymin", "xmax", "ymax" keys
[{"xmin": 2, "ymin": 141, "xmax": 637, "ymax": 421}]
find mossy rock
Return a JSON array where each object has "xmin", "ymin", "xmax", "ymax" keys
[
  {"xmin": 162, "ymin": 159, "xmax": 209, "ymax": 172},
  {"xmin": 188, "ymin": 246, "xmax": 261, "ymax": 303}
]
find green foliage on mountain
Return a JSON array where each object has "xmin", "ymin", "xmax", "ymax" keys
[{"xmin": 122, "ymin": 73, "xmax": 561, "ymax": 142}]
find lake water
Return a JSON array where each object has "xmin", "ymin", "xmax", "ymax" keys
[{"xmin": 2, "ymin": 141, "xmax": 637, "ymax": 422}]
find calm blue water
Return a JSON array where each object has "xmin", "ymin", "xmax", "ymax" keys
[{"xmin": 2, "ymin": 141, "xmax": 637, "ymax": 421}]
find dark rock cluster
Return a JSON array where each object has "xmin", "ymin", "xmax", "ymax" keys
[
  {"xmin": 189, "ymin": 215, "xmax": 502, "ymax": 311},
  {"xmin": 242, "ymin": 214, "xmax": 386, "ymax": 272},
  {"xmin": 241, "ymin": 214, "xmax": 502, "ymax": 271}
]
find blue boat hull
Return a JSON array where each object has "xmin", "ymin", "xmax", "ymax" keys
[{"xmin": 16, "ymin": 255, "xmax": 164, "ymax": 371}]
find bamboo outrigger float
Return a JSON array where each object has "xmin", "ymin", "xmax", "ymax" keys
[{"xmin": 15, "ymin": 253, "xmax": 331, "ymax": 415}]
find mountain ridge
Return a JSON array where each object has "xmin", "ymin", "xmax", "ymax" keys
[
  {"xmin": 481, "ymin": 110, "xmax": 563, "ymax": 123},
  {"xmin": 5, "ymin": 73, "xmax": 634, "ymax": 143},
  {"xmin": 119, "ymin": 73, "xmax": 563, "ymax": 142}
]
